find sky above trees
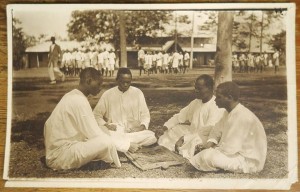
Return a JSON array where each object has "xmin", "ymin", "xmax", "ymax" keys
[{"xmin": 14, "ymin": 8, "xmax": 286, "ymax": 44}]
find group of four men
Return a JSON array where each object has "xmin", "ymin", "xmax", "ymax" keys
[{"xmin": 44, "ymin": 67, "xmax": 267, "ymax": 174}]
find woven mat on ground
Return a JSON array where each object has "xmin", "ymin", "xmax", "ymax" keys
[{"xmin": 125, "ymin": 145, "xmax": 185, "ymax": 171}]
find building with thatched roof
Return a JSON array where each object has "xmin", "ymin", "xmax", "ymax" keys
[
  {"xmin": 126, "ymin": 35, "xmax": 216, "ymax": 68},
  {"xmin": 24, "ymin": 41, "xmax": 114, "ymax": 68},
  {"xmin": 24, "ymin": 41, "xmax": 81, "ymax": 68}
]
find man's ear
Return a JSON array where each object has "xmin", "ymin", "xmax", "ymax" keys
[
  {"xmin": 86, "ymin": 78, "xmax": 92, "ymax": 85},
  {"xmin": 227, "ymin": 94, "xmax": 234, "ymax": 101}
]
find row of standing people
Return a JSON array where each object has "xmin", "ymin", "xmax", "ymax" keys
[
  {"xmin": 138, "ymin": 47, "xmax": 191, "ymax": 76},
  {"xmin": 232, "ymin": 51, "xmax": 280, "ymax": 74},
  {"xmin": 60, "ymin": 48, "xmax": 117, "ymax": 77}
]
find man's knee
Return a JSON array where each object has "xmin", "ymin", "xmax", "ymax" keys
[
  {"xmin": 199, "ymin": 148, "xmax": 218, "ymax": 164},
  {"xmin": 142, "ymin": 130, "xmax": 157, "ymax": 146},
  {"xmin": 91, "ymin": 136, "xmax": 114, "ymax": 150},
  {"xmin": 158, "ymin": 134, "xmax": 175, "ymax": 151},
  {"xmin": 146, "ymin": 134, "xmax": 157, "ymax": 145}
]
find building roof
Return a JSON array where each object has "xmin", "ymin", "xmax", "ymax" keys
[
  {"xmin": 25, "ymin": 41, "xmax": 81, "ymax": 52},
  {"xmin": 25, "ymin": 41, "xmax": 114, "ymax": 53},
  {"xmin": 162, "ymin": 40, "xmax": 175, "ymax": 51},
  {"xmin": 182, "ymin": 44, "xmax": 216, "ymax": 52},
  {"xmin": 127, "ymin": 40, "xmax": 212, "ymax": 53}
]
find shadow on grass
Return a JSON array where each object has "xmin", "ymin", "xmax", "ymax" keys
[{"xmin": 11, "ymin": 112, "xmax": 50, "ymax": 150}]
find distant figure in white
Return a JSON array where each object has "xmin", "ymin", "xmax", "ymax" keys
[
  {"xmin": 172, "ymin": 50, "xmax": 180, "ymax": 73},
  {"xmin": 158, "ymin": 74, "xmax": 224, "ymax": 159},
  {"xmin": 137, "ymin": 46, "xmax": 145, "ymax": 76},
  {"xmin": 162, "ymin": 51, "xmax": 169, "ymax": 74},
  {"xmin": 48, "ymin": 36, "xmax": 65, "ymax": 84},
  {"xmin": 90, "ymin": 47, "xmax": 98, "ymax": 70},
  {"xmin": 273, "ymin": 50, "xmax": 280, "ymax": 74},
  {"xmin": 102, "ymin": 48, "xmax": 110, "ymax": 77},
  {"xmin": 93, "ymin": 68, "xmax": 157, "ymax": 153},
  {"xmin": 190, "ymin": 82, "xmax": 267, "ymax": 173},
  {"xmin": 108, "ymin": 49, "xmax": 116, "ymax": 77},
  {"xmin": 44, "ymin": 68, "xmax": 121, "ymax": 170},
  {"xmin": 183, "ymin": 51, "xmax": 190, "ymax": 74},
  {"xmin": 97, "ymin": 48, "xmax": 104, "ymax": 75}
]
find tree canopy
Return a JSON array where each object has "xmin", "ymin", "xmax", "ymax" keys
[
  {"xmin": 232, "ymin": 10, "xmax": 286, "ymax": 52},
  {"xmin": 12, "ymin": 18, "xmax": 27, "ymax": 70},
  {"xmin": 67, "ymin": 10, "xmax": 173, "ymax": 49}
]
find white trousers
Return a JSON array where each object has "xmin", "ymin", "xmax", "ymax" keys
[
  {"xmin": 127, "ymin": 130, "xmax": 157, "ymax": 146},
  {"xmin": 158, "ymin": 125, "xmax": 191, "ymax": 151},
  {"xmin": 189, "ymin": 147, "xmax": 249, "ymax": 173},
  {"xmin": 48, "ymin": 63, "xmax": 64, "ymax": 81},
  {"xmin": 46, "ymin": 136, "xmax": 121, "ymax": 170},
  {"xmin": 111, "ymin": 130, "xmax": 157, "ymax": 153}
]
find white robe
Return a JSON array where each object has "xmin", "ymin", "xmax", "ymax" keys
[
  {"xmin": 158, "ymin": 96, "xmax": 224, "ymax": 158},
  {"xmin": 102, "ymin": 51, "xmax": 110, "ymax": 68},
  {"xmin": 172, "ymin": 52, "xmax": 180, "ymax": 68},
  {"xmin": 190, "ymin": 104, "xmax": 267, "ymax": 173},
  {"xmin": 93, "ymin": 86, "xmax": 157, "ymax": 150},
  {"xmin": 44, "ymin": 89, "xmax": 121, "ymax": 170}
]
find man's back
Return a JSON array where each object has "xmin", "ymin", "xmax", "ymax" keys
[
  {"xmin": 209, "ymin": 104, "xmax": 267, "ymax": 172},
  {"xmin": 45, "ymin": 90, "xmax": 91, "ymax": 149}
]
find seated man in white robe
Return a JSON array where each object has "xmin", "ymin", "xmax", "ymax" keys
[
  {"xmin": 158, "ymin": 74, "xmax": 224, "ymax": 158},
  {"xmin": 190, "ymin": 82, "xmax": 267, "ymax": 173},
  {"xmin": 93, "ymin": 68, "xmax": 157, "ymax": 153},
  {"xmin": 44, "ymin": 67, "xmax": 121, "ymax": 170}
]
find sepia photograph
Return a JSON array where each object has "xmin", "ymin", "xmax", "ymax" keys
[{"xmin": 3, "ymin": 3, "xmax": 297, "ymax": 189}]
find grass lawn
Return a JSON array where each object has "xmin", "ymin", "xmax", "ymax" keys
[{"xmin": 8, "ymin": 67, "xmax": 288, "ymax": 179}]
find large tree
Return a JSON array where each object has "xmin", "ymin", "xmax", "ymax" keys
[
  {"xmin": 12, "ymin": 18, "xmax": 27, "ymax": 70},
  {"xmin": 118, "ymin": 11, "xmax": 127, "ymax": 67},
  {"xmin": 198, "ymin": 11, "xmax": 218, "ymax": 32},
  {"xmin": 214, "ymin": 12, "xmax": 234, "ymax": 88},
  {"xmin": 258, "ymin": 10, "xmax": 285, "ymax": 53},
  {"xmin": 268, "ymin": 30, "xmax": 286, "ymax": 52},
  {"xmin": 232, "ymin": 11, "xmax": 261, "ymax": 52},
  {"xmin": 67, "ymin": 10, "xmax": 172, "ymax": 48},
  {"xmin": 232, "ymin": 10, "xmax": 285, "ymax": 53},
  {"xmin": 268, "ymin": 30, "xmax": 286, "ymax": 65}
]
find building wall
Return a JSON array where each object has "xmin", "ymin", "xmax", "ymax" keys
[
  {"xmin": 193, "ymin": 52, "xmax": 215, "ymax": 67},
  {"xmin": 127, "ymin": 52, "xmax": 138, "ymax": 68},
  {"xmin": 28, "ymin": 53, "xmax": 48, "ymax": 68}
]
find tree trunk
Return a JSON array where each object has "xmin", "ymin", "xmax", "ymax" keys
[
  {"xmin": 119, "ymin": 11, "xmax": 127, "ymax": 67},
  {"xmin": 190, "ymin": 11, "xmax": 194, "ymax": 69},
  {"xmin": 259, "ymin": 11, "xmax": 264, "ymax": 54},
  {"xmin": 174, "ymin": 12, "xmax": 178, "ymax": 52},
  {"xmin": 249, "ymin": 12, "xmax": 254, "ymax": 52},
  {"xmin": 214, "ymin": 11, "xmax": 234, "ymax": 88}
]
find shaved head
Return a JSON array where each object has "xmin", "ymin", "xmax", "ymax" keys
[
  {"xmin": 116, "ymin": 68, "xmax": 132, "ymax": 81},
  {"xmin": 217, "ymin": 81, "xmax": 240, "ymax": 101},
  {"xmin": 80, "ymin": 67, "xmax": 102, "ymax": 84}
]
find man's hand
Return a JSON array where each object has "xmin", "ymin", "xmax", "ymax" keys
[
  {"xmin": 155, "ymin": 126, "xmax": 168, "ymax": 138},
  {"xmin": 128, "ymin": 142, "xmax": 140, "ymax": 153},
  {"xmin": 175, "ymin": 136, "xmax": 184, "ymax": 153},
  {"xmin": 204, "ymin": 141, "xmax": 216, "ymax": 149},
  {"xmin": 129, "ymin": 124, "xmax": 146, "ymax": 133},
  {"xmin": 194, "ymin": 144, "xmax": 204, "ymax": 155},
  {"xmin": 105, "ymin": 123, "xmax": 117, "ymax": 131}
]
